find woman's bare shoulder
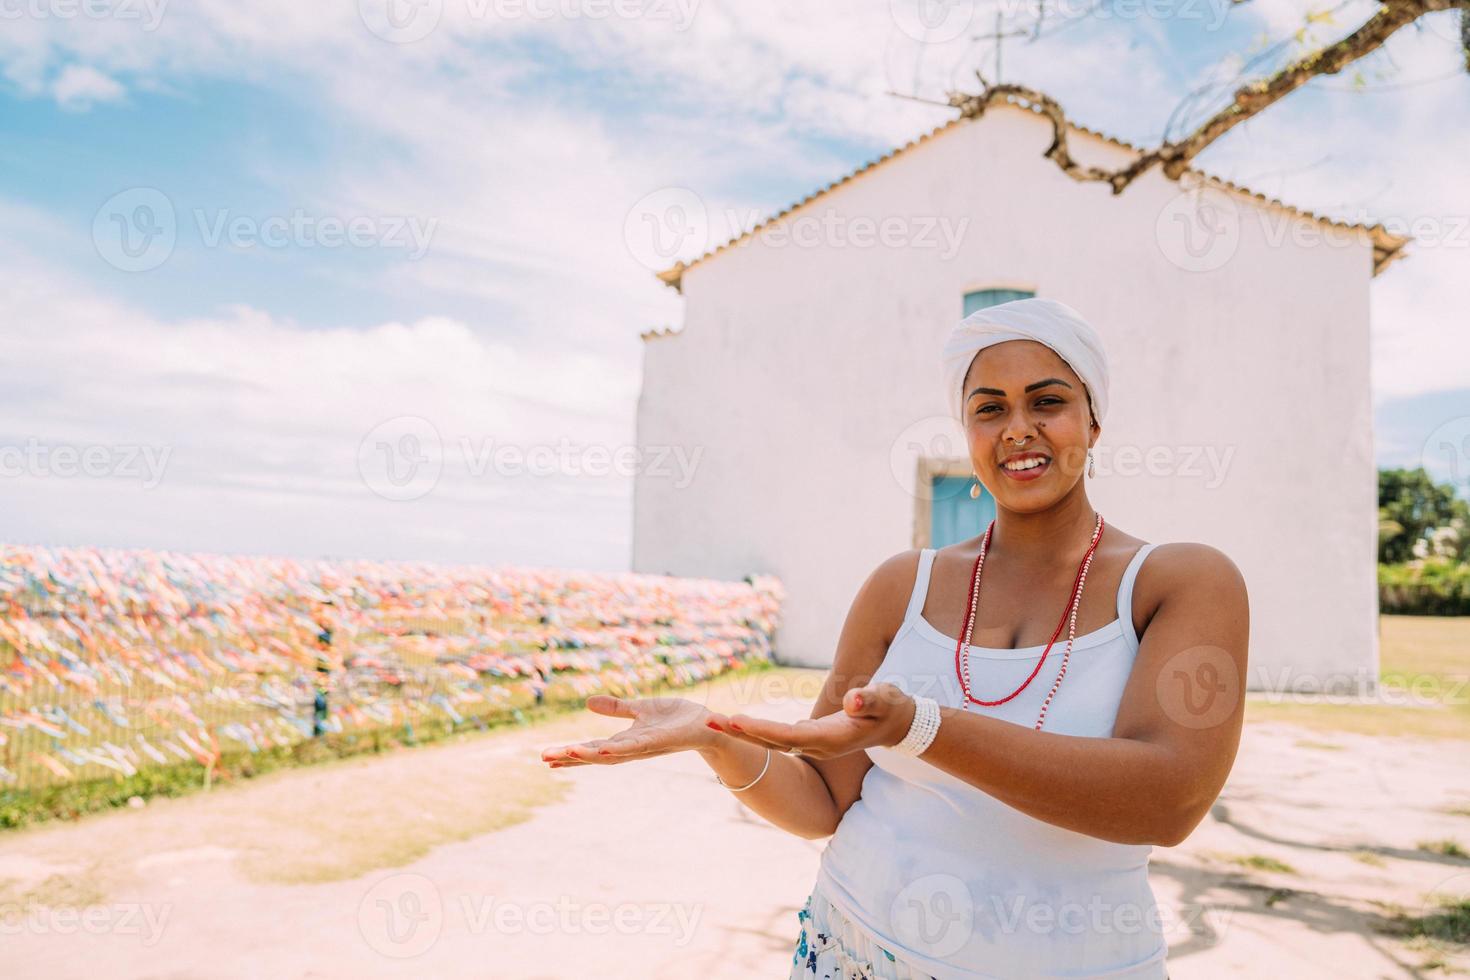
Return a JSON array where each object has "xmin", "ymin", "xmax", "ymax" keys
[
  {"xmin": 1123, "ymin": 540, "xmax": 1248, "ymax": 656},
  {"xmin": 1138, "ymin": 541, "xmax": 1248, "ymax": 606},
  {"xmin": 1144, "ymin": 541, "xmax": 1243, "ymax": 576},
  {"xmin": 865, "ymin": 548, "xmax": 925, "ymax": 610}
]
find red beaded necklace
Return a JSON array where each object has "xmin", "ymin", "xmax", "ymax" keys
[{"xmin": 954, "ymin": 514, "xmax": 1106, "ymax": 730}]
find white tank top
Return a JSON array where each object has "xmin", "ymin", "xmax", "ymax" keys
[{"xmin": 815, "ymin": 543, "xmax": 1168, "ymax": 979}]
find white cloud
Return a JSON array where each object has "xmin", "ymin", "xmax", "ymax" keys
[
  {"xmin": 0, "ymin": 241, "xmax": 642, "ymax": 565},
  {"xmin": 50, "ymin": 64, "xmax": 125, "ymax": 109}
]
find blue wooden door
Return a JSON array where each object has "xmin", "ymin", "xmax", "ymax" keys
[{"xmin": 931, "ymin": 476, "xmax": 996, "ymax": 547}]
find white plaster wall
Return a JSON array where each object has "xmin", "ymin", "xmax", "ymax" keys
[{"xmin": 633, "ymin": 104, "xmax": 1380, "ymax": 693}]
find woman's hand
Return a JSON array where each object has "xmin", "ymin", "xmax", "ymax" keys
[
  {"xmin": 540, "ymin": 694, "xmax": 721, "ymax": 768},
  {"xmin": 707, "ymin": 681, "xmax": 916, "ymax": 761}
]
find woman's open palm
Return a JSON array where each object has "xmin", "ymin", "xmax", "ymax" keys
[
  {"xmin": 707, "ymin": 682, "xmax": 913, "ymax": 760},
  {"xmin": 540, "ymin": 694, "xmax": 716, "ymax": 767}
]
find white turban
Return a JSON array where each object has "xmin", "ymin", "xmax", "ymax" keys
[{"xmin": 942, "ymin": 297, "xmax": 1110, "ymax": 426}]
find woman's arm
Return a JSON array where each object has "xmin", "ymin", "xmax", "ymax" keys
[
  {"xmin": 542, "ymin": 551, "xmax": 918, "ymax": 839},
  {"xmin": 718, "ymin": 543, "xmax": 1250, "ymax": 847},
  {"xmin": 918, "ymin": 543, "xmax": 1248, "ymax": 845},
  {"xmin": 698, "ymin": 551, "xmax": 918, "ymax": 839}
]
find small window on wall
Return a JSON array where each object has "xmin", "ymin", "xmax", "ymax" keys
[{"xmin": 963, "ymin": 288, "xmax": 1035, "ymax": 317}]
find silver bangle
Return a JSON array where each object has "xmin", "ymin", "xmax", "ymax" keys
[
  {"xmin": 892, "ymin": 695, "xmax": 941, "ymax": 756},
  {"xmin": 716, "ymin": 747, "xmax": 772, "ymax": 792}
]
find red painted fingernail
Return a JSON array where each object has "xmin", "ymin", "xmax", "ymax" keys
[
  {"xmin": 730, "ymin": 723, "xmax": 743, "ymax": 731},
  {"xmin": 597, "ymin": 749, "xmax": 611, "ymax": 755},
  {"xmin": 854, "ymin": 694, "xmax": 864, "ymax": 710},
  {"xmin": 706, "ymin": 720, "xmax": 722, "ymax": 731}
]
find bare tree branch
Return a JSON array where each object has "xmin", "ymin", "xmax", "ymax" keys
[{"xmin": 948, "ymin": 0, "xmax": 1470, "ymax": 194}]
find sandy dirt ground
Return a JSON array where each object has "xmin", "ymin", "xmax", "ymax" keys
[{"xmin": 1, "ymin": 668, "xmax": 1467, "ymax": 979}]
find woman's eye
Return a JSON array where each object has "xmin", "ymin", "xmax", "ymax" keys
[{"xmin": 1036, "ymin": 397, "xmax": 1063, "ymax": 407}]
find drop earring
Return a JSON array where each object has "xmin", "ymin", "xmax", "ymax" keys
[
  {"xmin": 970, "ymin": 476, "xmax": 981, "ymax": 499},
  {"xmin": 1087, "ymin": 451, "xmax": 1096, "ymax": 478}
]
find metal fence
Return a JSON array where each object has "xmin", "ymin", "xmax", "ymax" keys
[{"xmin": 0, "ymin": 545, "xmax": 783, "ymax": 793}]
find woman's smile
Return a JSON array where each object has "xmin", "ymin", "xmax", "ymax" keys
[{"xmin": 999, "ymin": 450, "xmax": 1052, "ymax": 481}]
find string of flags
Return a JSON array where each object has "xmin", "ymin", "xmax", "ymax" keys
[{"xmin": 0, "ymin": 544, "xmax": 785, "ymax": 791}]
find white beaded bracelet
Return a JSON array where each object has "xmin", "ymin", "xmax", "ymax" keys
[{"xmin": 891, "ymin": 694, "xmax": 941, "ymax": 756}]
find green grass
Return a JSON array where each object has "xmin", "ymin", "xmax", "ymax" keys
[
  {"xmin": 0, "ymin": 724, "xmax": 449, "ymax": 830},
  {"xmin": 1246, "ymin": 615, "xmax": 1470, "ymax": 739},
  {"xmin": 1381, "ymin": 615, "xmax": 1470, "ymax": 679},
  {"xmin": 1234, "ymin": 855, "xmax": 1296, "ymax": 874},
  {"xmin": 1394, "ymin": 897, "xmax": 1470, "ymax": 947},
  {"xmin": 1207, "ymin": 851, "xmax": 1298, "ymax": 874},
  {"xmin": 1419, "ymin": 839, "xmax": 1470, "ymax": 860}
]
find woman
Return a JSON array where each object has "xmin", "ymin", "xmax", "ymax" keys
[{"xmin": 541, "ymin": 298, "xmax": 1250, "ymax": 979}]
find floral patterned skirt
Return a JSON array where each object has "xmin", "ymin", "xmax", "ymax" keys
[
  {"xmin": 788, "ymin": 882, "xmax": 938, "ymax": 980},
  {"xmin": 789, "ymin": 881, "xmax": 1172, "ymax": 980}
]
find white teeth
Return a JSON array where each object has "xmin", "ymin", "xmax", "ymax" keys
[{"xmin": 1003, "ymin": 457, "xmax": 1048, "ymax": 471}]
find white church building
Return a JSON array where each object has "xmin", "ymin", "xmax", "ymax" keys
[{"xmin": 632, "ymin": 99, "xmax": 1409, "ymax": 693}]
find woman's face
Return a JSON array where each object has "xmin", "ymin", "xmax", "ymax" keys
[{"xmin": 960, "ymin": 340, "xmax": 1098, "ymax": 509}]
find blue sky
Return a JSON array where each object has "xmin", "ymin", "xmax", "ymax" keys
[{"xmin": 0, "ymin": 0, "xmax": 1466, "ymax": 570}]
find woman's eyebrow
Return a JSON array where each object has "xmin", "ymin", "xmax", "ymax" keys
[{"xmin": 967, "ymin": 378, "xmax": 1074, "ymax": 399}]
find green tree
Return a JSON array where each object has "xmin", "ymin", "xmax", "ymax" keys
[{"xmin": 1379, "ymin": 468, "xmax": 1470, "ymax": 563}]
